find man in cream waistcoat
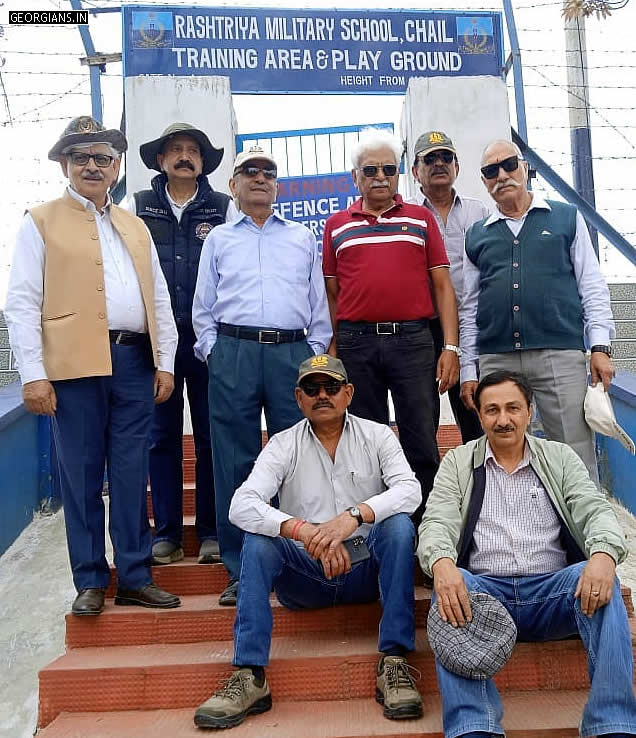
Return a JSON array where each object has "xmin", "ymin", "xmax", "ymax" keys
[{"xmin": 5, "ymin": 116, "xmax": 181, "ymax": 615}]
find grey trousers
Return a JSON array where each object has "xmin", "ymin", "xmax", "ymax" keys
[{"xmin": 479, "ymin": 349, "xmax": 599, "ymax": 486}]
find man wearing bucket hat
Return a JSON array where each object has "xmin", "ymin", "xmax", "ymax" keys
[
  {"xmin": 132, "ymin": 123, "xmax": 238, "ymax": 567},
  {"xmin": 408, "ymin": 130, "xmax": 489, "ymax": 443},
  {"xmin": 193, "ymin": 355, "xmax": 423, "ymax": 729},
  {"xmin": 192, "ymin": 145, "xmax": 332, "ymax": 606},
  {"xmin": 419, "ymin": 369, "xmax": 636, "ymax": 738},
  {"xmin": 5, "ymin": 116, "xmax": 180, "ymax": 614}
]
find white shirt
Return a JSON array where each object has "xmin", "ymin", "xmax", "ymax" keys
[
  {"xmin": 469, "ymin": 441, "xmax": 567, "ymax": 576},
  {"xmin": 124, "ymin": 188, "xmax": 238, "ymax": 224},
  {"xmin": 5, "ymin": 186, "xmax": 178, "ymax": 383},
  {"xmin": 229, "ymin": 412, "xmax": 421, "ymax": 540},
  {"xmin": 460, "ymin": 194, "xmax": 616, "ymax": 382}
]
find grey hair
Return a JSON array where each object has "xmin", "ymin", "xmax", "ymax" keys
[
  {"xmin": 481, "ymin": 139, "xmax": 523, "ymax": 165},
  {"xmin": 351, "ymin": 128, "xmax": 403, "ymax": 169},
  {"xmin": 62, "ymin": 142, "xmax": 121, "ymax": 159}
]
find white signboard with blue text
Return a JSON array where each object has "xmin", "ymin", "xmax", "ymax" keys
[{"xmin": 122, "ymin": 5, "xmax": 504, "ymax": 94}]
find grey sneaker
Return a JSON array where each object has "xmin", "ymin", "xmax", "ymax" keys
[
  {"xmin": 152, "ymin": 540, "xmax": 184, "ymax": 565},
  {"xmin": 376, "ymin": 655, "xmax": 423, "ymax": 720},
  {"xmin": 198, "ymin": 539, "xmax": 221, "ymax": 564},
  {"xmin": 194, "ymin": 668, "xmax": 272, "ymax": 729}
]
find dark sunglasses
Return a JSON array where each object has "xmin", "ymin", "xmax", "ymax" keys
[
  {"xmin": 419, "ymin": 150, "xmax": 455, "ymax": 166},
  {"xmin": 240, "ymin": 166, "xmax": 277, "ymax": 179},
  {"xmin": 480, "ymin": 155, "xmax": 520, "ymax": 180},
  {"xmin": 300, "ymin": 380, "xmax": 346, "ymax": 397},
  {"xmin": 358, "ymin": 164, "xmax": 398, "ymax": 178},
  {"xmin": 67, "ymin": 152, "xmax": 115, "ymax": 168}
]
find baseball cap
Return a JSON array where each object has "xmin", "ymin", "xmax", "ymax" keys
[
  {"xmin": 297, "ymin": 355, "xmax": 348, "ymax": 386},
  {"xmin": 233, "ymin": 145, "xmax": 277, "ymax": 175},
  {"xmin": 584, "ymin": 383, "xmax": 635, "ymax": 454},
  {"xmin": 427, "ymin": 591, "xmax": 517, "ymax": 680},
  {"xmin": 414, "ymin": 131, "xmax": 457, "ymax": 158}
]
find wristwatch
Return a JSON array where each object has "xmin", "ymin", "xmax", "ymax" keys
[
  {"xmin": 590, "ymin": 344, "xmax": 612, "ymax": 357},
  {"xmin": 347, "ymin": 506, "xmax": 364, "ymax": 526},
  {"xmin": 443, "ymin": 344, "xmax": 462, "ymax": 357}
]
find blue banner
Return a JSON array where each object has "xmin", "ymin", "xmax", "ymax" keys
[
  {"xmin": 273, "ymin": 172, "xmax": 358, "ymax": 246},
  {"xmin": 122, "ymin": 5, "xmax": 504, "ymax": 94}
]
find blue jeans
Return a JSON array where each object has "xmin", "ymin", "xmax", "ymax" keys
[
  {"xmin": 232, "ymin": 514, "xmax": 416, "ymax": 666},
  {"xmin": 435, "ymin": 564, "xmax": 636, "ymax": 738}
]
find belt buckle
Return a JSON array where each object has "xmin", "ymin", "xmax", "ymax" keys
[
  {"xmin": 258, "ymin": 330, "xmax": 279, "ymax": 344},
  {"xmin": 376, "ymin": 322, "xmax": 398, "ymax": 335}
]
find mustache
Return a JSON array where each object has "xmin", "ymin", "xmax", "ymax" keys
[
  {"xmin": 313, "ymin": 401, "xmax": 334, "ymax": 410},
  {"xmin": 81, "ymin": 172, "xmax": 103, "ymax": 180},
  {"xmin": 492, "ymin": 178, "xmax": 522, "ymax": 193},
  {"xmin": 175, "ymin": 160, "xmax": 195, "ymax": 170},
  {"xmin": 431, "ymin": 167, "xmax": 448, "ymax": 175},
  {"xmin": 494, "ymin": 425, "xmax": 515, "ymax": 433}
]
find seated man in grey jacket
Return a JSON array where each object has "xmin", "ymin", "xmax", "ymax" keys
[{"xmin": 418, "ymin": 369, "xmax": 636, "ymax": 738}]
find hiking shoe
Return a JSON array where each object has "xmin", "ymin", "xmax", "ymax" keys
[
  {"xmin": 152, "ymin": 540, "xmax": 184, "ymax": 565},
  {"xmin": 194, "ymin": 668, "xmax": 272, "ymax": 729},
  {"xmin": 198, "ymin": 539, "xmax": 221, "ymax": 564},
  {"xmin": 376, "ymin": 655, "xmax": 423, "ymax": 720},
  {"xmin": 218, "ymin": 578, "xmax": 239, "ymax": 606}
]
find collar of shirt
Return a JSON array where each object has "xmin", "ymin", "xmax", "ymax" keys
[
  {"xmin": 484, "ymin": 438, "xmax": 532, "ymax": 475},
  {"xmin": 67, "ymin": 185, "xmax": 112, "ymax": 214},
  {"xmin": 304, "ymin": 410, "xmax": 352, "ymax": 443},
  {"xmin": 484, "ymin": 192, "xmax": 551, "ymax": 227},
  {"xmin": 232, "ymin": 208, "xmax": 288, "ymax": 227},
  {"xmin": 164, "ymin": 183, "xmax": 198, "ymax": 212},
  {"xmin": 419, "ymin": 187, "xmax": 461, "ymax": 211},
  {"xmin": 349, "ymin": 193, "xmax": 404, "ymax": 217}
]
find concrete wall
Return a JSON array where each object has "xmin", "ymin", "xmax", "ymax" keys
[
  {"xmin": 599, "ymin": 371, "xmax": 636, "ymax": 511},
  {"xmin": 400, "ymin": 75, "xmax": 511, "ymax": 204},
  {"xmin": 124, "ymin": 75, "xmax": 237, "ymax": 201},
  {"xmin": 0, "ymin": 310, "xmax": 18, "ymax": 387}
]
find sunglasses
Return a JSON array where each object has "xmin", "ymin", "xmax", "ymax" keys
[
  {"xmin": 358, "ymin": 164, "xmax": 398, "ymax": 178},
  {"xmin": 480, "ymin": 155, "xmax": 520, "ymax": 180},
  {"xmin": 240, "ymin": 166, "xmax": 277, "ymax": 179},
  {"xmin": 419, "ymin": 150, "xmax": 455, "ymax": 166},
  {"xmin": 300, "ymin": 380, "xmax": 346, "ymax": 397},
  {"xmin": 67, "ymin": 152, "xmax": 115, "ymax": 168}
]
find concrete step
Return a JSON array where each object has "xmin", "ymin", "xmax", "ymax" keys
[
  {"xmin": 105, "ymin": 559, "xmax": 229, "ymax": 598},
  {"xmin": 615, "ymin": 319, "xmax": 636, "ymax": 339},
  {"xmin": 612, "ymin": 302, "xmax": 636, "ymax": 321},
  {"xmin": 37, "ymin": 689, "xmax": 586, "ymax": 737},
  {"xmin": 612, "ymin": 339, "xmax": 636, "ymax": 360},
  {"xmin": 609, "ymin": 283, "xmax": 636, "ymax": 301},
  {"xmin": 614, "ymin": 358, "xmax": 636, "ymax": 373},
  {"xmin": 66, "ymin": 588, "xmax": 434, "ymax": 649},
  {"xmin": 37, "ymin": 627, "xmax": 636, "ymax": 727}
]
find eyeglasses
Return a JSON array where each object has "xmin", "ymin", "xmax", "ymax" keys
[
  {"xmin": 240, "ymin": 166, "xmax": 277, "ymax": 180},
  {"xmin": 67, "ymin": 152, "xmax": 115, "ymax": 168},
  {"xmin": 300, "ymin": 380, "xmax": 346, "ymax": 397},
  {"xmin": 358, "ymin": 164, "xmax": 398, "ymax": 178},
  {"xmin": 419, "ymin": 150, "xmax": 455, "ymax": 166},
  {"xmin": 480, "ymin": 155, "xmax": 520, "ymax": 180}
]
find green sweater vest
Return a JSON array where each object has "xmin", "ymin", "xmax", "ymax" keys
[{"xmin": 465, "ymin": 200, "xmax": 585, "ymax": 355}]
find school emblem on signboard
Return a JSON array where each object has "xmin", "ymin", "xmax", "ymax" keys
[
  {"xmin": 132, "ymin": 11, "xmax": 174, "ymax": 49},
  {"xmin": 456, "ymin": 17, "xmax": 495, "ymax": 55},
  {"xmin": 195, "ymin": 222, "xmax": 213, "ymax": 241}
]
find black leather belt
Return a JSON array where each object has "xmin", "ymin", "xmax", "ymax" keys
[
  {"xmin": 109, "ymin": 330, "xmax": 150, "ymax": 345},
  {"xmin": 338, "ymin": 319, "xmax": 429, "ymax": 335},
  {"xmin": 218, "ymin": 323, "xmax": 306, "ymax": 344}
]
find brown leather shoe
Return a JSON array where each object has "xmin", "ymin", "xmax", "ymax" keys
[
  {"xmin": 72, "ymin": 588, "xmax": 105, "ymax": 616},
  {"xmin": 114, "ymin": 582, "xmax": 180, "ymax": 609}
]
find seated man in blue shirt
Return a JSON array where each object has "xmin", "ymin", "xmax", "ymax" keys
[
  {"xmin": 194, "ymin": 355, "xmax": 423, "ymax": 729},
  {"xmin": 192, "ymin": 146, "xmax": 332, "ymax": 606}
]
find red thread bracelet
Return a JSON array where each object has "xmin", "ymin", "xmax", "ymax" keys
[{"xmin": 291, "ymin": 519, "xmax": 306, "ymax": 540}]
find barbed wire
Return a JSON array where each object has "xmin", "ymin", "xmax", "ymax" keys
[{"xmin": 10, "ymin": 79, "xmax": 88, "ymax": 122}]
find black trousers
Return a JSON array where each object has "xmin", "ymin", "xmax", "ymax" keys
[
  {"xmin": 336, "ymin": 322, "xmax": 438, "ymax": 528},
  {"xmin": 429, "ymin": 317, "xmax": 483, "ymax": 443}
]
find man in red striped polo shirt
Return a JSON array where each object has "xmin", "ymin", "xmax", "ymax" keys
[{"xmin": 323, "ymin": 128, "xmax": 460, "ymax": 524}]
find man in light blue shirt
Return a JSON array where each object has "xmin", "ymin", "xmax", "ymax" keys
[{"xmin": 193, "ymin": 145, "xmax": 332, "ymax": 605}]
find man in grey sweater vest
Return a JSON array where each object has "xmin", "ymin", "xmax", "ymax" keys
[{"xmin": 459, "ymin": 140, "xmax": 615, "ymax": 486}]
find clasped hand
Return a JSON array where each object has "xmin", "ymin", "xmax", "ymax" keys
[{"xmin": 298, "ymin": 512, "xmax": 359, "ymax": 579}]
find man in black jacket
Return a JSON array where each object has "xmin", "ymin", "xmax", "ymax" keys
[{"xmin": 133, "ymin": 123, "xmax": 237, "ymax": 565}]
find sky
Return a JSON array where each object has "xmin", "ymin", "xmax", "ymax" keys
[{"xmin": 1, "ymin": 0, "xmax": 635, "ymax": 306}]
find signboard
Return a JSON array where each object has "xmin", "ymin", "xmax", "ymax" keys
[
  {"xmin": 273, "ymin": 172, "xmax": 358, "ymax": 246},
  {"xmin": 122, "ymin": 5, "xmax": 504, "ymax": 94}
]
